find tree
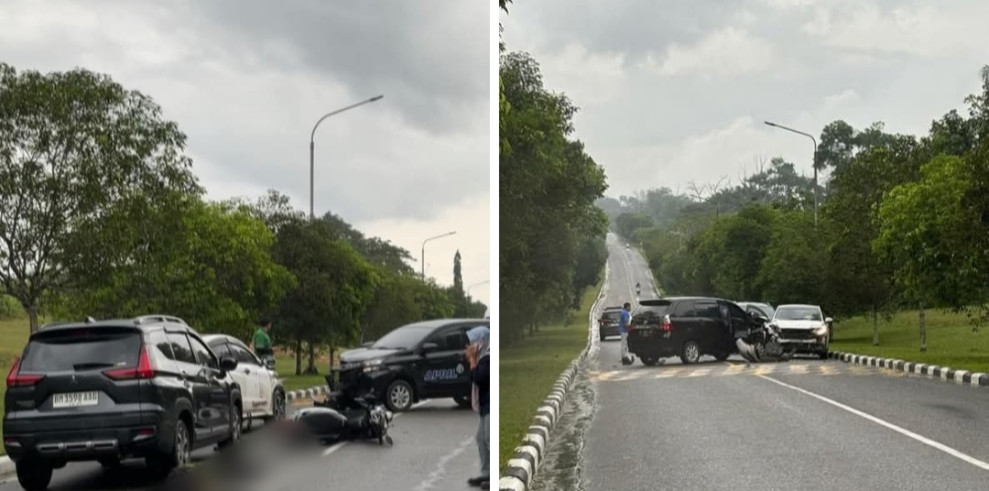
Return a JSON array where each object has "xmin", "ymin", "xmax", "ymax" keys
[
  {"xmin": 54, "ymin": 194, "xmax": 294, "ymax": 339},
  {"xmin": 0, "ymin": 63, "xmax": 200, "ymax": 333},
  {"xmin": 757, "ymin": 211, "xmax": 828, "ymax": 306},
  {"xmin": 272, "ymin": 218, "xmax": 377, "ymax": 374}
]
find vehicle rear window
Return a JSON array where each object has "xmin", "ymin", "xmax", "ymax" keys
[
  {"xmin": 632, "ymin": 305, "xmax": 669, "ymax": 325},
  {"xmin": 602, "ymin": 311, "xmax": 621, "ymax": 321},
  {"xmin": 20, "ymin": 328, "xmax": 141, "ymax": 373}
]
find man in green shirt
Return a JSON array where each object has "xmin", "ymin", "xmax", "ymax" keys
[{"xmin": 254, "ymin": 318, "xmax": 274, "ymax": 364}]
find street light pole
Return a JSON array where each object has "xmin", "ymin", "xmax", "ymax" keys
[
  {"xmin": 309, "ymin": 95, "xmax": 384, "ymax": 220},
  {"xmin": 764, "ymin": 120, "xmax": 819, "ymax": 227},
  {"xmin": 421, "ymin": 231, "xmax": 457, "ymax": 279}
]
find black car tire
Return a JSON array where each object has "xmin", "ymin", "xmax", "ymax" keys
[
  {"xmin": 680, "ymin": 340, "xmax": 701, "ymax": 365},
  {"xmin": 454, "ymin": 394, "xmax": 472, "ymax": 409},
  {"xmin": 147, "ymin": 418, "xmax": 189, "ymax": 480},
  {"xmin": 641, "ymin": 357, "xmax": 659, "ymax": 366},
  {"xmin": 264, "ymin": 388, "xmax": 286, "ymax": 424},
  {"xmin": 714, "ymin": 351, "xmax": 729, "ymax": 362},
  {"xmin": 599, "ymin": 332, "xmax": 606, "ymax": 341},
  {"xmin": 16, "ymin": 458, "xmax": 53, "ymax": 491},
  {"xmin": 385, "ymin": 379, "xmax": 415, "ymax": 412},
  {"xmin": 218, "ymin": 402, "xmax": 242, "ymax": 449}
]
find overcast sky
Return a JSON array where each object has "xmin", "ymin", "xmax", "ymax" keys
[
  {"xmin": 501, "ymin": 0, "xmax": 989, "ymax": 199},
  {"xmin": 0, "ymin": 0, "xmax": 490, "ymax": 305}
]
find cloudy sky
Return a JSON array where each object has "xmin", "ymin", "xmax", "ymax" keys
[
  {"xmin": 501, "ymin": 0, "xmax": 989, "ymax": 199},
  {"xmin": 0, "ymin": 0, "xmax": 491, "ymax": 305}
]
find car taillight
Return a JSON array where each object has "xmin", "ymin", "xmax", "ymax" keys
[
  {"xmin": 5, "ymin": 357, "xmax": 44, "ymax": 388},
  {"xmin": 104, "ymin": 347, "xmax": 157, "ymax": 380},
  {"xmin": 661, "ymin": 316, "xmax": 673, "ymax": 332}
]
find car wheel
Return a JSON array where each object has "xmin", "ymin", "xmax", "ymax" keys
[
  {"xmin": 454, "ymin": 394, "xmax": 472, "ymax": 409},
  {"xmin": 219, "ymin": 402, "xmax": 242, "ymax": 449},
  {"xmin": 680, "ymin": 341, "xmax": 701, "ymax": 365},
  {"xmin": 599, "ymin": 332, "xmax": 606, "ymax": 341},
  {"xmin": 714, "ymin": 352, "xmax": 729, "ymax": 362},
  {"xmin": 385, "ymin": 379, "xmax": 414, "ymax": 412},
  {"xmin": 267, "ymin": 388, "xmax": 286, "ymax": 423},
  {"xmin": 147, "ymin": 417, "xmax": 189, "ymax": 479},
  {"xmin": 641, "ymin": 357, "xmax": 658, "ymax": 366},
  {"xmin": 16, "ymin": 458, "xmax": 53, "ymax": 491}
]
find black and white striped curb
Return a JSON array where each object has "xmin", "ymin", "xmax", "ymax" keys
[
  {"xmin": 828, "ymin": 350, "xmax": 988, "ymax": 387},
  {"xmin": 286, "ymin": 384, "xmax": 331, "ymax": 402},
  {"xmin": 499, "ymin": 263, "xmax": 610, "ymax": 491}
]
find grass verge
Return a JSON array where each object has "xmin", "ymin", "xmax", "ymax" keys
[
  {"xmin": 499, "ymin": 280, "xmax": 602, "ymax": 470},
  {"xmin": 832, "ymin": 309, "xmax": 989, "ymax": 374}
]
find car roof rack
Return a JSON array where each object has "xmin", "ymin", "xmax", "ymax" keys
[{"xmin": 134, "ymin": 315, "xmax": 188, "ymax": 326}]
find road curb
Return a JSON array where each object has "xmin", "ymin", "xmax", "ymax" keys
[
  {"xmin": 1, "ymin": 455, "xmax": 13, "ymax": 480},
  {"xmin": 499, "ymin": 262, "xmax": 610, "ymax": 491},
  {"xmin": 828, "ymin": 350, "xmax": 989, "ymax": 387},
  {"xmin": 285, "ymin": 384, "xmax": 331, "ymax": 402}
]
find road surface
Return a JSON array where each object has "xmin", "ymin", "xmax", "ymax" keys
[
  {"xmin": 0, "ymin": 398, "xmax": 482, "ymax": 491},
  {"xmin": 530, "ymin": 233, "xmax": 989, "ymax": 491}
]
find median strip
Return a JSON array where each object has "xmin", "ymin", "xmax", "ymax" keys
[{"xmin": 829, "ymin": 350, "xmax": 989, "ymax": 387}]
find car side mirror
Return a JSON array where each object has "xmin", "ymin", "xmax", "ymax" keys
[
  {"xmin": 264, "ymin": 357, "xmax": 276, "ymax": 370},
  {"xmin": 825, "ymin": 317, "xmax": 833, "ymax": 325},
  {"xmin": 420, "ymin": 342, "xmax": 439, "ymax": 354},
  {"xmin": 219, "ymin": 356, "xmax": 238, "ymax": 372}
]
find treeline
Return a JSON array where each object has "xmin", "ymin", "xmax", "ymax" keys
[
  {"xmin": 0, "ymin": 62, "xmax": 484, "ymax": 373},
  {"xmin": 605, "ymin": 66, "xmax": 989, "ymax": 348},
  {"xmin": 499, "ymin": 0, "xmax": 609, "ymax": 344}
]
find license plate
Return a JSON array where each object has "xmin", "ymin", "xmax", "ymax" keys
[{"xmin": 52, "ymin": 391, "xmax": 99, "ymax": 409}]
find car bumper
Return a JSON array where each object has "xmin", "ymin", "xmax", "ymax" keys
[
  {"xmin": 3, "ymin": 408, "xmax": 166, "ymax": 463},
  {"xmin": 600, "ymin": 325, "xmax": 621, "ymax": 337},
  {"xmin": 779, "ymin": 337, "xmax": 828, "ymax": 351}
]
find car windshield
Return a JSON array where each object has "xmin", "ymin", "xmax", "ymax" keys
[
  {"xmin": 20, "ymin": 328, "xmax": 142, "ymax": 373},
  {"xmin": 775, "ymin": 307, "xmax": 822, "ymax": 321},
  {"xmin": 371, "ymin": 325, "xmax": 434, "ymax": 350}
]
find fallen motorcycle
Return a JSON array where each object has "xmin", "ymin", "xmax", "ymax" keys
[
  {"xmin": 736, "ymin": 318, "xmax": 793, "ymax": 363},
  {"xmin": 282, "ymin": 378, "xmax": 394, "ymax": 446}
]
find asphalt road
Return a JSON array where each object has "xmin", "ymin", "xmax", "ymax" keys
[
  {"xmin": 0, "ymin": 398, "xmax": 483, "ymax": 491},
  {"xmin": 531, "ymin": 233, "xmax": 989, "ymax": 491}
]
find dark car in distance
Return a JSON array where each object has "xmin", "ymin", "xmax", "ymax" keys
[
  {"xmin": 598, "ymin": 307, "xmax": 623, "ymax": 341},
  {"xmin": 330, "ymin": 319, "xmax": 488, "ymax": 412},
  {"xmin": 3, "ymin": 315, "xmax": 242, "ymax": 491},
  {"xmin": 627, "ymin": 297, "xmax": 761, "ymax": 366}
]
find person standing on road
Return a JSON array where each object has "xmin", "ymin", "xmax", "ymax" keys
[
  {"xmin": 465, "ymin": 326, "xmax": 490, "ymax": 488},
  {"xmin": 620, "ymin": 302, "xmax": 633, "ymax": 365},
  {"xmin": 254, "ymin": 318, "xmax": 275, "ymax": 366}
]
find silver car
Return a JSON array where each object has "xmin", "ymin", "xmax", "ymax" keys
[{"xmin": 769, "ymin": 304, "xmax": 833, "ymax": 359}]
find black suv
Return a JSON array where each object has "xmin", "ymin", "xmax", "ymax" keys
[
  {"xmin": 597, "ymin": 307, "xmax": 623, "ymax": 341},
  {"xmin": 330, "ymin": 319, "xmax": 488, "ymax": 412},
  {"xmin": 627, "ymin": 297, "xmax": 759, "ymax": 366},
  {"xmin": 3, "ymin": 315, "xmax": 242, "ymax": 490}
]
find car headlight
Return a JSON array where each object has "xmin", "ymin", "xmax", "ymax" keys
[
  {"xmin": 814, "ymin": 325, "xmax": 828, "ymax": 335},
  {"xmin": 362, "ymin": 359, "xmax": 385, "ymax": 372}
]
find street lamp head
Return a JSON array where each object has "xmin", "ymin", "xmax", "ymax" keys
[
  {"xmin": 764, "ymin": 121, "xmax": 777, "ymax": 127},
  {"xmin": 369, "ymin": 95, "xmax": 384, "ymax": 102}
]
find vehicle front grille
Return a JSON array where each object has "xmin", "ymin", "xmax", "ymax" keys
[{"xmin": 780, "ymin": 329, "xmax": 817, "ymax": 340}]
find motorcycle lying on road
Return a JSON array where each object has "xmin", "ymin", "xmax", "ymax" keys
[
  {"xmin": 736, "ymin": 316, "xmax": 794, "ymax": 363},
  {"xmin": 282, "ymin": 377, "xmax": 395, "ymax": 447}
]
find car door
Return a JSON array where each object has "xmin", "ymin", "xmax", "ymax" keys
[
  {"xmin": 230, "ymin": 343, "xmax": 267, "ymax": 416},
  {"xmin": 721, "ymin": 301, "xmax": 750, "ymax": 352},
  {"xmin": 691, "ymin": 301, "xmax": 722, "ymax": 353},
  {"xmin": 188, "ymin": 334, "xmax": 231, "ymax": 439},
  {"xmin": 210, "ymin": 341, "xmax": 254, "ymax": 415},
  {"xmin": 420, "ymin": 326, "xmax": 470, "ymax": 398},
  {"xmin": 167, "ymin": 331, "xmax": 213, "ymax": 443}
]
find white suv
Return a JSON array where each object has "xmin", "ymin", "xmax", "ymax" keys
[{"xmin": 203, "ymin": 334, "xmax": 286, "ymax": 428}]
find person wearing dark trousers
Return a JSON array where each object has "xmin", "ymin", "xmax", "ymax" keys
[{"xmin": 466, "ymin": 326, "xmax": 490, "ymax": 488}]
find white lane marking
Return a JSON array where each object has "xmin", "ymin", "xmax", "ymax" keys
[
  {"xmin": 757, "ymin": 375, "xmax": 989, "ymax": 471},
  {"xmin": 320, "ymin": 400, "xmax": 429, "ymax": 457},
  {"xmin": 413, "ymin": 436, "xmax": 476, "ymax": 491}
]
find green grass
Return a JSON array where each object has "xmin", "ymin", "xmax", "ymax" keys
[
  {"xmin": 832, "ymin": 309, "xmax": 989, "ymax": 374},
  {"xmin": 499, "ymin": 282, "xmax": 602, "ymax": 469}
]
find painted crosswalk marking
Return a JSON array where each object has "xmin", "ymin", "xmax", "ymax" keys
[{"xmin": 589, "ymin": 362, "xmax": 888, "ymax": 382}]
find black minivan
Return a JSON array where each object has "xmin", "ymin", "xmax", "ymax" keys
[
  {"xmin": 3, "ymin": 315, "xmax": 242, "ymax": 490},
  {"xmin": 627, "ymin": 297, "xmax": 759, "ymax": 366},
  {"xmin": 331, "ymin": 319, "xmax": 488, "ymax": 412}
]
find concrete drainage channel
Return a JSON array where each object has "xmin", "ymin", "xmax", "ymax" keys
[
  {"xmin": 0, "ymin": 383, "xmax": 334, "ymax": 481},
  {"xmin": 499, "ymin": 263, "xmax": 610, "ymax": 491}
]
